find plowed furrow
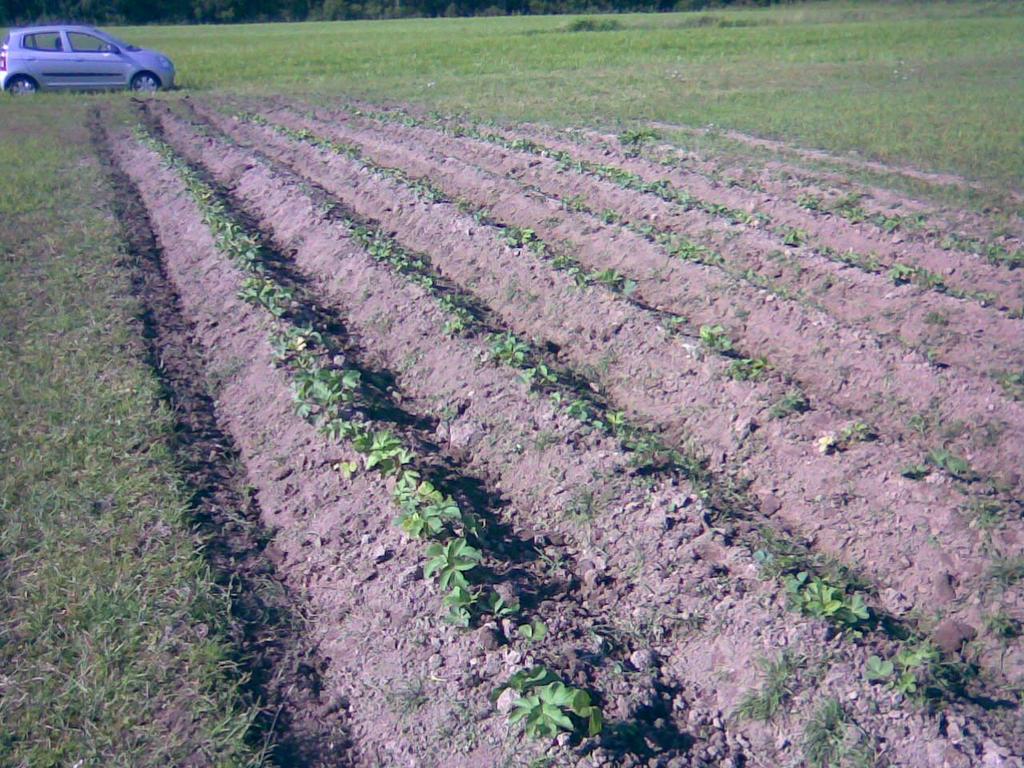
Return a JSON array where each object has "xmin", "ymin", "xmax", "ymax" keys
[
  {"xmin": 125, "ymin": 111, "xmax": 820, "ymax": 767},
  {"xmin": 263, "ymin": 103, "xmax": 1024, "ymax": 491},
  {"xmin": 537, "ymin": 121, "xmax": 1024, "ymax": 268},
  {"xmin": 536, "ymin": 121, "xmax": 1024, "ymax": 284},
  {"xmin": 237, "ymin": 103, "xmax": 1024, "ymax": 484},
  {"xmin": 149, "ymin": 101, "xmax": 1024, "ymax": 765},
  {"xmin": 114, "ymin": 134, "xmax": 541, "ymax": 767},
  {"xmin": 335, "ymin": 102, "xmax": 1024, "ymax": 314},
  {"xmin": 179, "ymin": 101, "xmax": 1024, "ymax": 680},
  {"xmin": 650, "ymin": 119, "xmax": 1024, "ymax": 208},
  {"xmin": 96, "ymin": 114, "xmax": 353, "ymax": 768}
]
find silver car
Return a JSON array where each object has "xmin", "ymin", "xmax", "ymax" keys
[{"xmin": 1, "ymin": 25, "xmax": 175, "ymax": 94}]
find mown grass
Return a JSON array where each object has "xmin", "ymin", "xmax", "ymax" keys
[
  {"xmin": 0, "ymin": 98, "xmax": 263, "ymax": 767},
  {"xmin": 106, "ymin": 0, "xmax": 1024, "ymax": 192}
]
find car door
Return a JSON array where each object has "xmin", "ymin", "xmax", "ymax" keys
[
  {"xmin": 66, "ymin": 31, "xmax": 131, "ymax": 87},
  {"xmin": 19, "ymin": 31, "xmax": 76, "ymax": 88}
]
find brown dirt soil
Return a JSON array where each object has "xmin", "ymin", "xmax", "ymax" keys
[
  {"xmin": 138, "ymin": 97, "xmax": 1024, "ymax": 768},
  {"xmin": 94, "ymin": 112, "xmax": 354, "ymax": 768},
  {"xmin": 337, "ymin": 100, "xmax": 1024, "ymax": 305},
  {"xmin": 171, "ymin": 101, "xmax": 1023, "ymax": 687},
  {"xmin": 98, "ymin": 97, "xmax": 1024, "ymax": 766},
  {"xmin": 277, "ymin": 101, "xmax": 1024, "ymax": 480},
  {"xmin": 648, "ymin": 120, "xmax": 1024, "ymax": 209},
  {"xmin": 515, "ymin": 121, "xmax": 1024, "ymax": 311}
]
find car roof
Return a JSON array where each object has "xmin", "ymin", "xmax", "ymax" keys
[{"xmin": 10, "ymin": 25, "xmax": 104, "ymax": 35}]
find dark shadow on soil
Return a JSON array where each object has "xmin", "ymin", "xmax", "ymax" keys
[
  {"xmin": 136, "ymin": 99, "xmax": 548, "ymax": 577},
  {"xmin": 91, "ymin": 105, "xmax": 353, "ymax": 768}
]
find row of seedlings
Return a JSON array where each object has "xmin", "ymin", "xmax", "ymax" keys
[
  {"xmin": 620, "ymin": 128, "xmax": 1023, "ymax": 271},
  {"xmin": 195, "ymin": 112, "xmax": 993, "ymax": 715},
  {"xmin": 236, "ymin": 108, "xmax": 1020, "ymax": 507},
  {"xmin": 346, "ymin": 104, "xmax": 1008, "ymax": 310},
  {"xmin": 237, "ymin": 111, "xmax": 795, "ymax": 401},
  {"xmin": 133, "ymin": 125, "xmax": 606, "ymax": 746},
  {"xmin": 296, "ymin": 102, "xmax": 1024, "ymax": 483}
]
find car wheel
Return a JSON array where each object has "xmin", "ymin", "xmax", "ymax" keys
[
  {"xmin": 7, "ymin": 75, "xmax": 38, "ymax": 95},
  {"xmin": 130, "ymin": 72, "xmax": 160, "ymax": 92}
]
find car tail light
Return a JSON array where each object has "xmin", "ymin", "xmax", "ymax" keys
[{"xmin": 0, "ymin": 47, "xmax": 7, "ymax": 72}]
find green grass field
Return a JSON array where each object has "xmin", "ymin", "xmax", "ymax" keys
[
  {"xmin": 0, "ymin": 101, "xmax": 263, "ymax": 768},
  {"xmin": 109, "ymin": 0, "xmax": 1024, "ymax": 190}
]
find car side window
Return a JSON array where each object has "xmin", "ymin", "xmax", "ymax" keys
[
  {"xmin": 68, "ymin": 32, "xmax": 115, "ymax": 53},
  {"xmin": 22, "ymin": 33, "xmax": 64, "ymax": 52}
]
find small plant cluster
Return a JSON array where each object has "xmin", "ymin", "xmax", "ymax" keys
[
  {"xmin": 696, "ymin": 323, "xmax": 773, "ymax": 382},
  {"xmin": 486, "ymin": 330, "xmax": 682, "ymax": 472},
  {"xmin": 865, "ymin": 634, "xmax": 977, "ymax": 701},
  {"xmin": 798, "ymin": 191, "xmax": 909, "ymax": 233},
  {"xmin": 816, "ymin": 421, "xmax": 877, "ymax": 454},
  {"xmin": 136, "ymin": 126, "xmax": 509, "ymax": 632},
  {"xmin": 618, "ymin": 127, "xmax": 659, "ymax": 157},
  {"xmin": 784, "ymin": 571, "xmax": 871, "ymax": 633},
  {"xmin": 887, "ymin": 261, "xmax": 994, "ymax": 305},
  {"xmin": 865, "ymin": 643, "xmax": 940, "ymax": 697},
  {"xmin": 941, "ymin": 232, "xmax": 1024, "ymax": 271},
  {"xmin": 493, "ymin": 667, "xmax": 603, "ymax": 739},
  {"xmin": 926, "ymin": 446, "xmax": 977, "ymax": 482},
  {"xmin": 778, "ymin": 225, "xmax": 809, "ymax": 247},
  {"xmin": 754, "ymin": 531, "xmax": 872, "ymax": 635},
  {"xmin": 769, "ymin": 390, "xmax": 810, "ymax": 419},
  {"xmin": 994, "ymin": 369, "xmax": 1024, "ymax": 401}
]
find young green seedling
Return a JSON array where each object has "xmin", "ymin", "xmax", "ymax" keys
[
  {"xmin": 424, "ymin": 538, "xmax": 482, "ymax": 591},
  {"xmin": 699, "ymin": 324, "xmax": 734, "ymax": 354},
  {"xmin": 509, "ymin": 682, "xmax": 603, "ymax": 739}
]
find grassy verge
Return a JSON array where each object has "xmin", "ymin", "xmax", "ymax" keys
[
  {"xmin": 110, "ymin": 0, "xmax": 1024, "ymax": 192},
  {"xmin": 0, "ymin": 97, "xmax": 263, "ymax": 767}
]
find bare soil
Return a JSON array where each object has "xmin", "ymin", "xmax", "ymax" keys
[{"xmin": 94, "ymin": 98, "xmax": 1024, "ymax": 767}]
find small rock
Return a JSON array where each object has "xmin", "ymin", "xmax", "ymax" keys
[
  {"xmin": 371, "ymin": 544, "xmax": 390, "ymax": 564},
  {"xmin": 495, "ymin": 687, "xmax": 519, "ymax": 715},
  {"xmin": 932, "ymin": 572, "xmax": 956, "ymax": 603},
  {"xmin": 448, "ymin": 420, "xmax": 481, "ymax": 451},
  {"xmin": 760, "ymin": 494, "xmax": 782, "ymax": 516},
  {"xmin": 476, "ymin": 627, "xmax": 501, "ymax": 652},
  {"xmin": 630, "ymin": 648, "xmax": 656, "ymax": 670},
  {"xmin": 271, "ymin": 466, "xmax": 293, "ymax": 481},
  {"xmin": 933, "ymin": 619, "xmax": 977, "ymax": 654}
]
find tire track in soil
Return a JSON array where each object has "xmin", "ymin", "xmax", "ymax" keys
[
  {"xmin": 147, "ymin": 99, "xmax": 1024, "ymax": 767},
  {"xmin": 183, "ymin": 100, "xmax": 1024, "ymax": 683},
  {"xmin": 122, "ymin": 110, "xmax": 746, "ymax": 768},
  {"xmin": 92, "ymin": 107, "xmax": 354, "ymax": 767},
  {"xmin": 263, "ymin": 101, "xmax": 1024, "ymax": 497}
]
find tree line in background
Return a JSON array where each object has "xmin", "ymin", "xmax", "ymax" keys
[{"xmin": 1, "ymin": 0, "xmax": 779, "ymax": 24}]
